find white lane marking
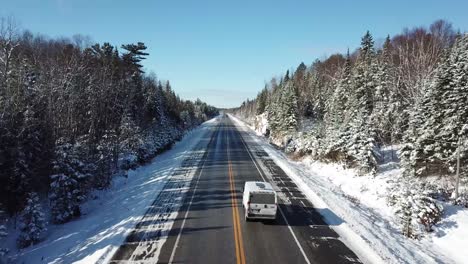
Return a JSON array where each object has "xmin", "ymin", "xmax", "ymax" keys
[
  {"xmin": 234, "ymin": 122, "xmax": 312, "ymax": 264},
  {"xmin": 168, "ymin": 127, "xmax": 217, "ymax": 264}
]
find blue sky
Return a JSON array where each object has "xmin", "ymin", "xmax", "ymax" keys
[{"xmin": 1, "ymin": 0, "xmax": 467, "ymax": 108}]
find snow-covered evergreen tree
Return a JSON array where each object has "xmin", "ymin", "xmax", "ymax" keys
[
  {"xmin": 17, "ymin": 192, "xmax": 46, "ymax": 248},
  {"xmin": 371, "ymin": 35, "xmax": 394, "ymax": 144},
  {"xmin": 179, "ymin": 110, "xmax": 192, "ymax": 128},
  {"xmin": 323, "ymin": 51, "xmax": 353, "ymax": 160},
  {"xmin": 119, "ymin": 111, "xmax": 144, "ymax": 168},
  {"xmin": 386, "ymin": 81, "xmax": 409, "ymax": 143},
  {"xmin": 345, "ymin": 31, "xmax": 379, "ymax": 174},
  {"xmin": 388, "ymin": 182, "xmax": 444, "ymax": 238},
  {"xmin": 280, "ymin": 82, "xmax": 299, "ymax": 132},
  {"xmin": 330, "ymin": 51, "xmax": 352, "ymax": 127},
  {"xmin": 143, "ymin": 75, "xmax": 161, "ymax": 123},
  {"xmin": 52, "ymin": 137, "xmax": 94, "ymax": 189},
  {"xmin": 398, "ymin": 199, "xmax": 417, "ymax": 238},
  {"xmin": 266, "ymin": 80, "xmax": 298, "ymax": 139},
  {"xmin": 94, "ymin": 130, "xmax": 117, "ymax": 189},
  {"xmin": 49, "ymin": 174, "xmax": 83, "ymax": 224},
  {"xmin": 266, "ymin": 86, "xmax": 282, "ymax": 135},
  {"xmin": 256, "ymin": 86, "xmax": 268, "ymax": 115}
]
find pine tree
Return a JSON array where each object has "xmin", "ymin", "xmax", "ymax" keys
[
  {"xmin": 328, "ymin": 50, "xmax": 352, "ymax": 129},
  {"xmin": 284, "ymin": 70, "xmax": 290, "ymax": 82},
  {"xmin": 121, "ymin": 42, "xmax": 149, "ymax": 73},
  {"xmin": 294, "ymin": 62, "xmax": 309, "ymax": 117},
  {"xmin": 179, "ymin": 110, "xmax": 191, "ymax": 128},
  {"xmin": 345, "ymin": 31, "xmax": 379, "ymax": 174},
  {"xmin": 281, "ymin": 82, "xmax": 298, "ymax": 132},
  {"xmin": 94, "ymin": 130, "xmax": 117, "ymax": 188},
  {"xmin": 256, "ymin": 86, "xmax": 268, "ymax": 115},
  {"xmin": 266, "ymin": 87, "xmax": 282, "ymax": 135},
  {"xmin": 360, "ymin": 31, "xmax": 374, "ymax": 59},
  {"xmin": 49, "ymin": 174, "xmax": 83, "ymax": 224},
  {"xmin": 17, "ymin": 192, "xmax": 46, "ymax": 248},
  {"xmin": 399, "ymin": 200, "xmax": 415, "ymax": 238},
  {"xmin": 52, "ymin": 137, "xmax": 93, "ymax": 189},
  {"xmin": 267, "ymin": 81, "xmax": 298, "ymax": 137},
  {"xmin": 324, "ymin": 51, "xmax": 352, "ymax": 159},
  {"xmin": 371, "ymin": 35, "xmax": 394, "ymax": 144},
  {"xmin": 387, "ymin": 82, "xmax": 409, "ymax": 143},
  {"xmin": 294, "ymin": 62, "xmax": 307, "ymax": 84},
  {"xmin": 143, "ymin": 75, "xmax": 161, "ymax": 122},
  {"xmin": 119, "ymin": 111, "xmax": 143, "ymax": 167}
]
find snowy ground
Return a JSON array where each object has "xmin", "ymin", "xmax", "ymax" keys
[
  {"xmin": 229, "ymin": 114, "xmax": 468, "ymax": 264},
  {"xmin": 2, "ymin": 117, "xmax": 219, "ymax": 264}
]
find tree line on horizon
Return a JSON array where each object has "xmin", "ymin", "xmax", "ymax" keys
[{"xmin": 0, "ymin": 17, "xmax": 217, "ymax": 249}]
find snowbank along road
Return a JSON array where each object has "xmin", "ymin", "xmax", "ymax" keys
[{"xmin": 110, "ymin": 115, "xmax": 361, "ymax": 264}]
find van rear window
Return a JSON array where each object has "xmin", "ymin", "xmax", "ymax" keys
[{"xmin": 250, "ymin": 193, "xmax": 275, "ymax": 204}]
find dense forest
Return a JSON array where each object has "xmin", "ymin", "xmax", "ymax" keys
[
  {"xmin": 0, "ymin": 17, "xmax": 217, "ymax": 249},
  {"xmin": 234, "ymin": 19, "xmax": 467, "ymax": 179},
  {"xmin": 232, "ymin": 20, "xmax": 467, "ymax": 237}
]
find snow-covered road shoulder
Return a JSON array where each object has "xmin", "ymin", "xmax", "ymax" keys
[
  {"xmin": 9, "ymin": 117, "xmax": 220, "ymax": 264},
  {"xmin": 228, "ymin": 114, "xmax": 458, "ymax": 264}
]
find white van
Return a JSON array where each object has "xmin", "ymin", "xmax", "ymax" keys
[{"xmin": 242, "ymin": 181, "xmax": 277, "ymax": 221}]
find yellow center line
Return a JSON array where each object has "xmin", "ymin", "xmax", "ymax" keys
[
  {"xmin": 230, "ymin": 162, "xmax": 246, "ymax": 264},
  {"xmin": 226, "ymin": 126, "xmax": 246, "ymax": 264},
  {"xmin": 229, "ymin": 163, "xmax": 241, "ymax": 264}
]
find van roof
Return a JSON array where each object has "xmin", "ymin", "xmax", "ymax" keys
[{"xmin": 244, "ymin": 181, "xmax": 274, "ymax": 192}]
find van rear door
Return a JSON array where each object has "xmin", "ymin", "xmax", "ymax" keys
[{"xmin": 249, "ymin": 192, "xmax": 276, "ymax": 217}]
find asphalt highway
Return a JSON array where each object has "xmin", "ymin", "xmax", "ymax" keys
[{"xmin": 112, "ymin": 116, "xmax": 362, "ymax": 264}]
